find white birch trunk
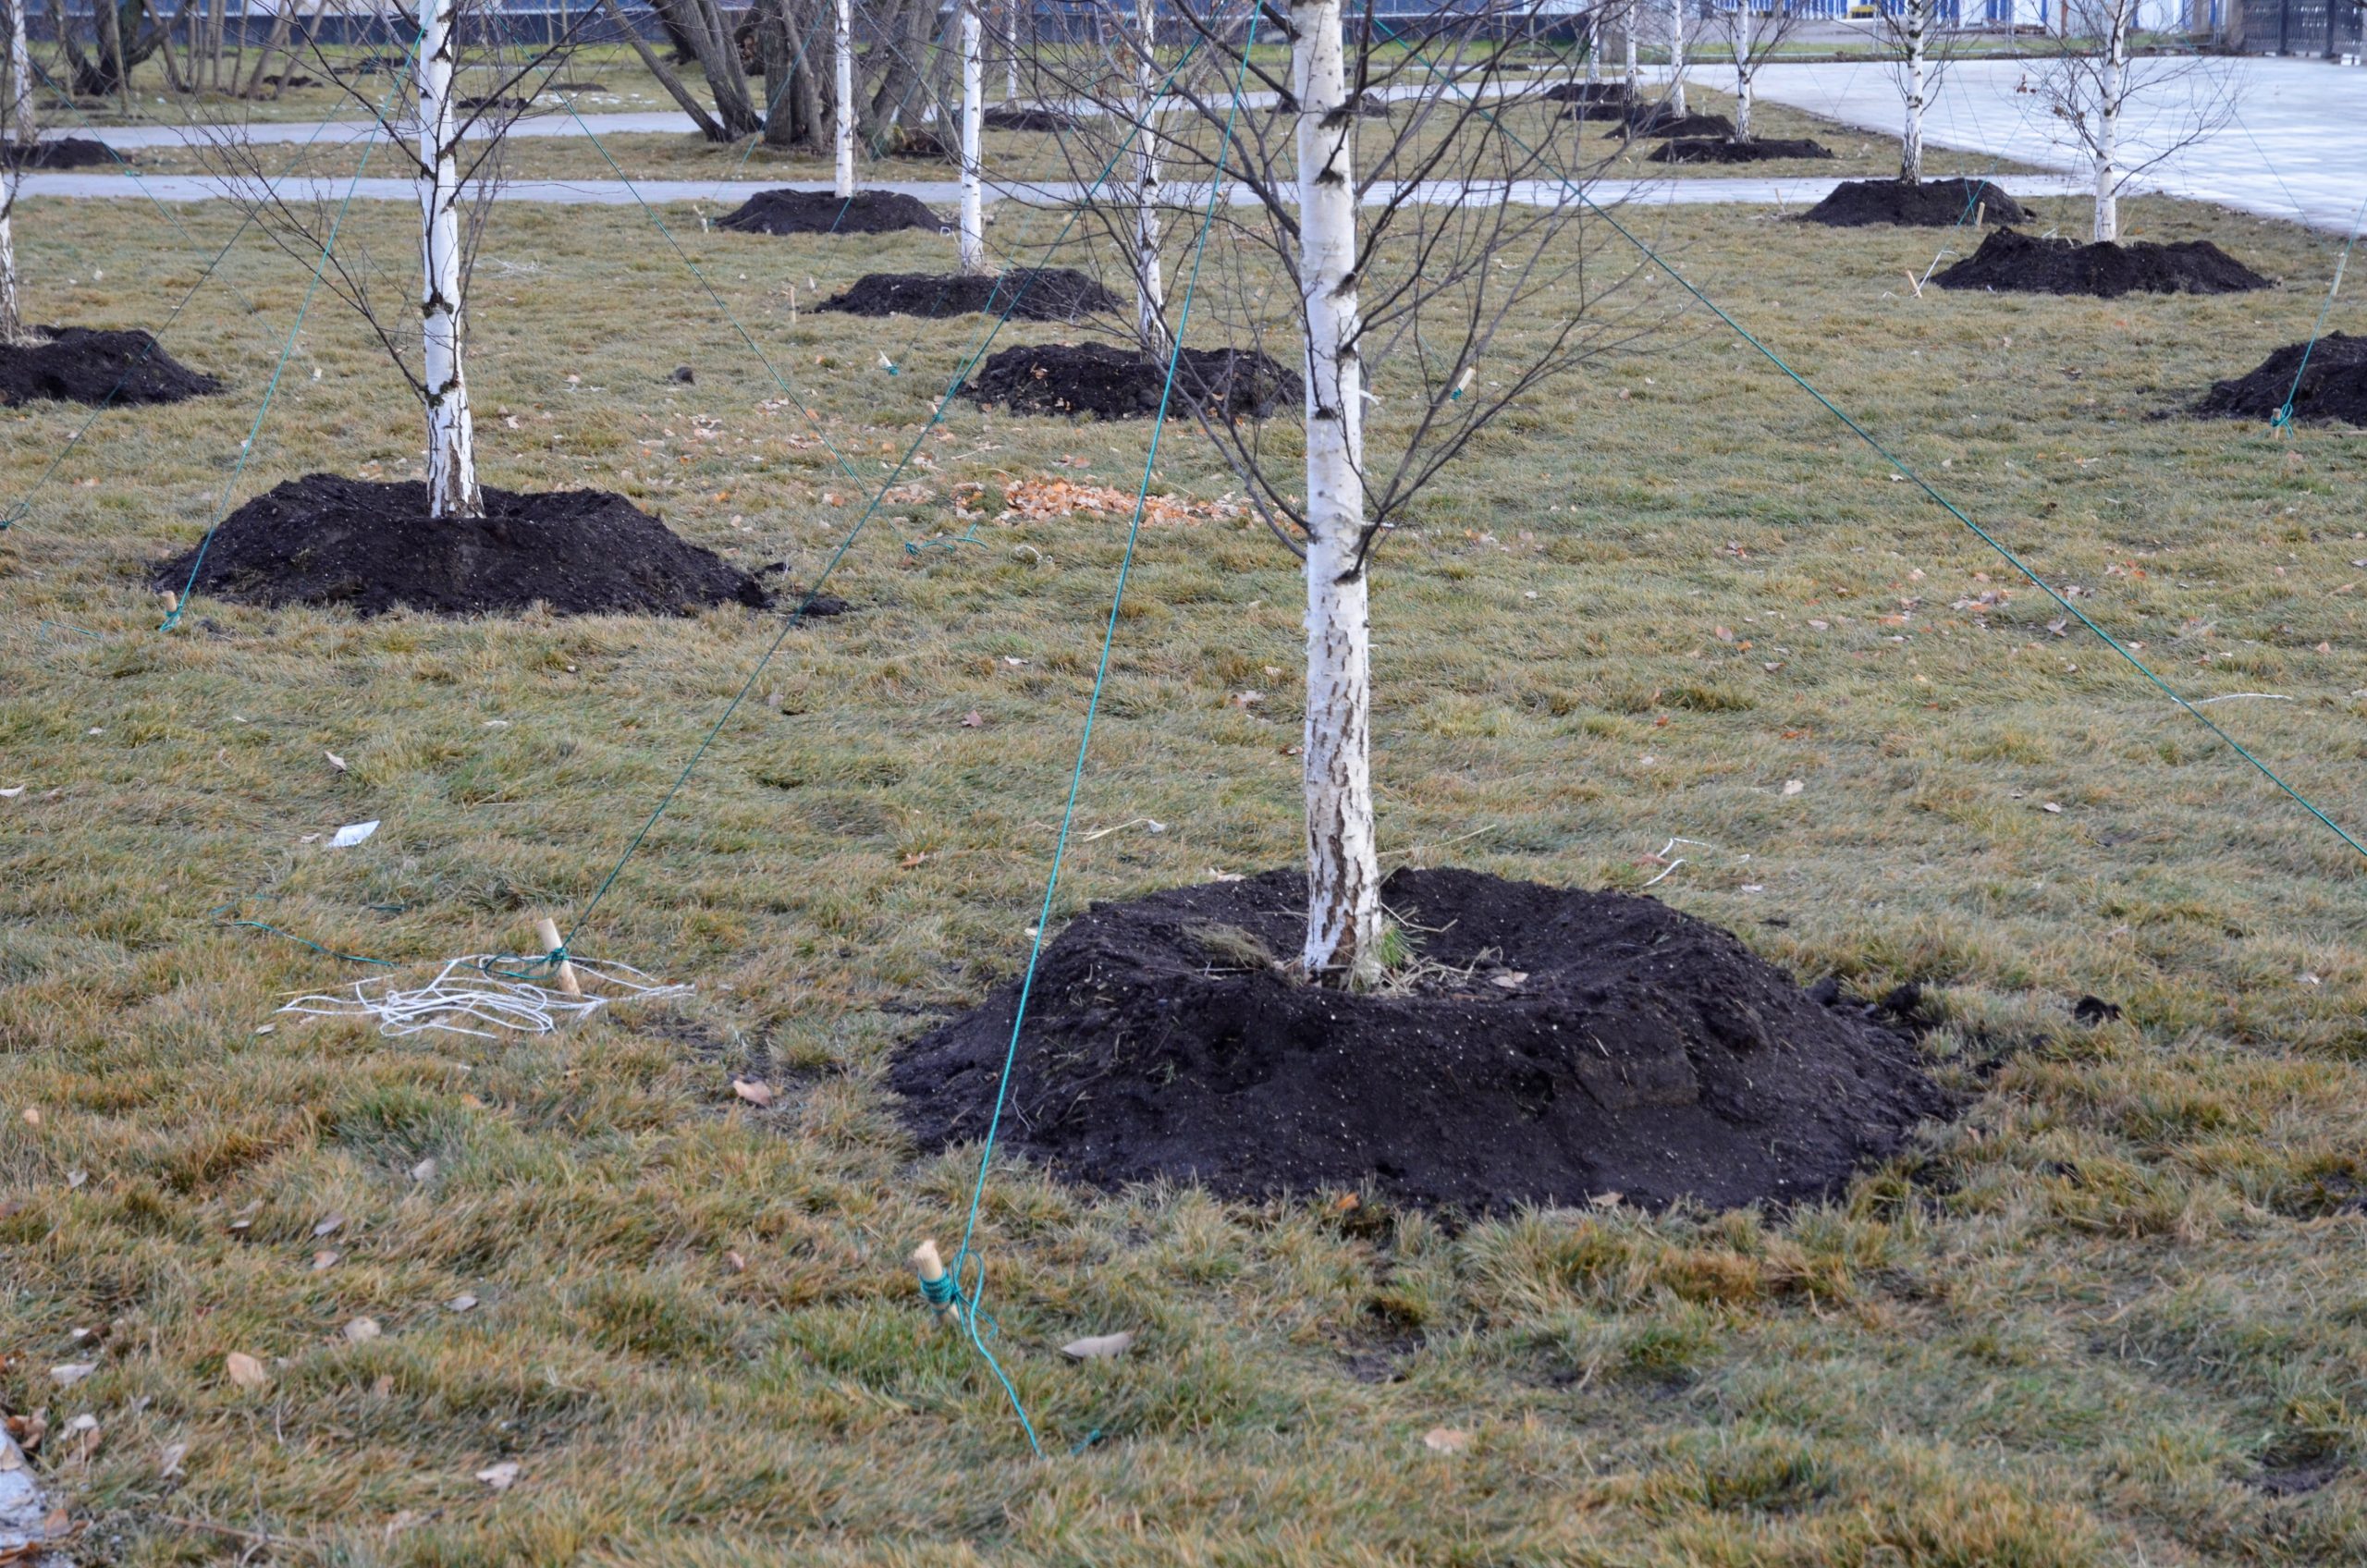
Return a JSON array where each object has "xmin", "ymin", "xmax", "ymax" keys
[
  {"xmin": 1585, "ymin": 7, "xmax": 1600, "ymax": 85},
  {"xmin": 1291, "ymin": 0, "xmax": 1380, "ymax": 988},
  {"xmin": 1736, "ymin": 67, "xmax": 1751, "ymax": 141},
  {"xmin": 2093, "ymin": 14, "xmax": 2124, "ymax": 242},
  {"xmin": 1005, "ymin": 0, "xmax": 1020, "ymax": 101},
  {"xmin": 1734, "ymin": 9, "xmax": 1751, "ymax": 142},
  {"xmin": 1665, "ymin": 0, "xmax": 1686, "ymax": 117},
  {"xmin": 1624, "ymin": 3, "xmax": 1637, "ymax": 95},
  {"xmin": 6, "ymin": 0, "xmax": 34, "ymax": 151},
  {"xmin": 417, "ymin": 0, "xmax": 481, "ymax": 519},
  {"xmin": 958, "ymin": 1, "xmax": 985, "ymax": 274},
  {"xmin": 1902, "ymin": 0, "xmax": 1926, "ymax": 183},
  {"xmin": 0, "ymin": 185, "xmax": 23, "ymax": 345},
  {"xmin": 833, "ymin": 0, "xmax": 854, "ymax": 200},
  {"xmin": 1131, "ymin": 0, "xmax": 1165, "ymax": 351}
]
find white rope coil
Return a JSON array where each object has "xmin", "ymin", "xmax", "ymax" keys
[{"xmin": 278, "ymin": 954, "xmax": 693, "ymax": 1039}]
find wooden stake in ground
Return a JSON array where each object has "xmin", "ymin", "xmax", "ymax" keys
[
  {"xmin": 533, "ymin": 917, "xmax": 583, "ymax": 996},
  {"xmin": 833, "ymin": 0, "xmax": 854, "ymax": 201},
  {"xmin": 958, "ymin": 0, "xmax": 984, "ymax": 275},
  {"xmin": 1291, "ymin": 0, "xmax": 1380, "ymax": 989},
  {"xmin": 910, "ymin": 1239, "xmax": 958, "ymax": 1323},
  {"xmin": 416, "ymin": 0, "xmax": 482, "ymax": 519}
]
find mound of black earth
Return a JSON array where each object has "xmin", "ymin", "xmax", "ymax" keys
[
  {"xmin": 1543, "ymin": 81, "xmax": 1633, "ymax": 104},
  {"xmin": 819, "ymin": 268, "xmax": 1121, "ymax": 322},
  {"xmin": 984, "ymin": 105, "xmax": 1080, "ymax": 132},
  {"xmin": 154, "ymin": 474, "xmax": 773, "ymax": 618},
  {"xmin": 1933, "ymin": 227, "xmax": 2272, "ymax": 298},
  {"xmin": 3, "ymin": 136, "xmax": 118, "ymax": 169},
  {"xmin": 963, "ymin": 340, "xmax": 1298, "ymax": 420},
  {"xmin": 1624, "ymin": 110, "xmax": 1735, "ymax": 139},
  {"xmin": 1559, "ymin": 102, "xmax": 1634, "ymax": 122},
  {"xmin": 0, "ymin": 327, "xmax": 220, "ymax": 408},
  {"xmin": 1650, "ymin": 136, "xmax": 1833, "ymax": 165},
  {"xmin": 1800, "ymin": 178, "xmax": 2028, "ymax": 228},
  {"xmin": 892, "ymin": 868, "xmax": 1945, "ymax": 1212},
  {"xmin": 717, "ymin": 188, "xmax": 946, "ymax": 236},
  {"xmin": 2192, "ymin": 332, "xmax": 2367, "ymax": 427},
  {"xmin": 546, "ymin": 80, "xmax": 607, "ymax": 92}
]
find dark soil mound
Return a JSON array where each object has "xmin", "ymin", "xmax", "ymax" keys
[
  {"xmin": 2192, "ymin": 331, "xmax": 2367, "ymax": 427},
  {"xmin": 1800, "ymin": 178, "xmax": 2029, "ymax": 227},
  {"xmin": 154, "ymin": 474, "xmax": 772, "ymax": 618},
  {"xmin": 1543, "ymin": 81, "xmax": 1633, "ymax": 104},
  {"xmin": 963, "ymin": 339, "xmax": 1298, "ymax": 420},
  {"xmin": 458, "ymin": 94, "xmax": 530, "ymax": 112},
  {"xmin": 547, "ymin": 80, "xmax": 607, "ymax": 92},
  {"xmin": 1933, "ymin": 227, "xmax": 2272, "ymax": 298},
  {"xmin": 1624, "ymin": 109, "xmax": 1735, "ymax": 139},
  {"xmin": 1559, "ymin": 102, "xmax": 1634, "ymax": 121},
  {"xmin": 892, "ymin": 868, "xmax": 1944, "ymax": 1212},
  {"xmin": 984, "ymin": 105, "xmax": 1080, "ymax": 132},
  {"xmin": 0, "ymin": 327, "xmax": 220, "ymax": 408},
  {"xmin": 1650, "ymin": 136, "xmax": 1833, "ymax": 164},
  {"xmin": 3, "ymin": 137, "xmax": 118, "ymax": 170},
  {"xmin": 716, "ymin": 188, "xmax": 946, "ymax": 236},
  {"xmin": 819, "ymin": 267, "xmax": 1121, "ymax": 322}
]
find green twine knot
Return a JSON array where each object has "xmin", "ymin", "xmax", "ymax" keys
[
  {"xmin": 919, "ymin": 1271, "xmax": 958, "ymax": 1309},
  {"xmin": 1, "ymin": 500, "xmax": 29, "ymax": 530}
]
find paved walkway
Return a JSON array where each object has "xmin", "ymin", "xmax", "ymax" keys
[
  {"xmin": 1734, "ymin": 56, "xmax": 2367, "ymax": 234},
  {"xmin": 11, "ymin": 168, "xmax": 2091, "ymax": 211}
]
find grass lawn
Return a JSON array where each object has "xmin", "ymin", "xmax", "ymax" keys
[{"xmin": 3, "ymin": 170, "xmax": 2366, "ymax": 1565}]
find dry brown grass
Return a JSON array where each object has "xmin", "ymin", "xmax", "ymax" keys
[{"xmin": 2, "ymin": 157, "xmax": 2364, "ymax": 1566}]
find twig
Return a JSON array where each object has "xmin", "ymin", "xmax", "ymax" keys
[{"xmin": 2190, "ymin": 692, "xmax": 2292, "ymax": 706}]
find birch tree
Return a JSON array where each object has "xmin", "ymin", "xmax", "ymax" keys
[
  {"xmin": 2030, "ymin": 0, "xmax": 2235, "ymax": 242},
  {"xmin": 1126, "ymin": 0, "xmax": 1164, "ymax": 352},
  {"xmin": 958, "ymin": 0, "xmax": 984, "ymax": 272},
  {"xmin": 833, "ymin": 0, "xmax": 855, "ymax": 196},
  {"xmin": 416, "ymin": 0, "xmax": 479, "ymax": 517},
  {"xmin": 2, "ymin": 0, "xmax": 33, "ymax": 345},
  {"xmin": 1039, "ymin": 2, "xmax": 1652, "ymax": 984},
  {"xmin": 1663, "ymin": 0, "xmax": 1686, "ymax": 117},
  {"xmin": 1714, "ymin": 0, "xmax": 1804, "ymax": 143}
]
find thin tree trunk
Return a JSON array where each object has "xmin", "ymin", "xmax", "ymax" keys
[
  {"xmin": 2093, "ymin": 14, "xmax": 2123, "ymax": 241},
  {"xmin": 101, "ymin": 0, "xmax": 130, "ymax": 110},
  {"xmin": 756, "ymin": 0, "xmax": 795, "ymax": 146},
  {"xmin": 416, "ymin": 0, "xmax": 481, "ymax": 519},
  {"xmin": 204, "ymin": 0, "xmax": 226, "ymax": 91},
  {"xmin": 6, "ymin": 0, "xmax": 35, "ymax": 150},
  {"xmin": 242, "ymin": 0, "xmax": 293, "ymax": 98},
  {"xmin": 227, "ymin": 0, "xmax": 248, "ymax": 96},
  {"xmin": 1665, "ymin": 0, "xmax": 1685, "ymax": 116},
  {"xmin": 1902, "ymin": 0, "xmax": 1926, "ymax": 182},
  {"xmin": 1003, "ymin": 0, "xmax": 1017, "ymax": 99},
  {"xmin": 686, "ymin": 0, "xmax": 759, "ymax": 134},
  {"xmin": 1623, "ymin": 2, "xmax": 1637, "ymax": 95},
  {"xmin": 958, "ymin": 0, "xmax": 982, "ymax": 271},
  {"xmin": 1584, "ymin": 6, "xmax": 1599, "ymax": 85},
  {"xmin": 598, "ymin": 0, "xmax": 730, "ymax": 140},
  {"xmin": 832, "ymin": 0, "xmax": 852, "ymax": 196},
  {"xmin": 0, "ymin": 170, "xmax": 25, "ymax": 344},
  {"xmin": 1291, "ymin": 0, "xmax": 1380, "ymax": 989},
  {"xmin": 1734, "ymin": 8, "xmax": 1751, "ymax": 141},
  {"xmin": 1131, "ymin": 0, "xmax": 1163, "ymax": 349}
]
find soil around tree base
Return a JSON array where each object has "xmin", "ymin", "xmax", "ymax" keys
[
  {"xmin": 1624, "ymin": 110, "xmax": 1736, "ymax": 139},
  {"xmin": 1650, "ymin": 137, "xmax": 1833, "ymax": 164},
  {"xmin": 963, "ymin": 340, "xmax": 1298, "ymax": 420},
  {"xmin": 892, "ymin": 868, "xmax": 1947, "ymax": 1212},
  {"xmin": 1933, "ymin": 227, "xmax": 2272, "ymax": 298},
  {"xmin": 716, "ymin": 188, "xmax": 947, "ymax": 236},
  {"xmin": 2192, "ymin": 332, "xmax": 2367, "ymax": 427},
  {"xmin": 154, "ymin": 474, "xmax": 777, "ymax": 618},
  {"xmin": 1799, "ymin": 178, "xmax": 2030, "ymax": 227},
  {"xmin": 0, "ymin": 327, "xmax": 221, "ymax": 408},
  {"xmin": 983, "ymin": 105, "xmax": 1082, "ymax": 132},
  {"xmin": 819, "ymin": 268, "xmax": 1121, "ymax": 322},
  {"xmin": 2, "ymin": 137, "xmax": 118, "ymax": 169}
]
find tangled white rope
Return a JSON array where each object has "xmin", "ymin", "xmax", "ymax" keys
[{"xmin": 278, "ymin": 954, "xmax": 693, "ymax": 1039}]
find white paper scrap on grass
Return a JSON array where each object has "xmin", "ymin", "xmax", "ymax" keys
[{"xmin": 329, "ymin": 820, "xmax": 380, "ymax": 849}]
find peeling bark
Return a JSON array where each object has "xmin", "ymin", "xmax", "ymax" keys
[
  {"xmin": 1132, "ymin": 0, "xmax": 1166, "ymax": 351},
  {"xmin": 958, "ymin": 0, "xmax": 984, "ymax": 272},
  {"xmin": 833, "ymin": 0, "xmax": 854, "ymax": 197}
]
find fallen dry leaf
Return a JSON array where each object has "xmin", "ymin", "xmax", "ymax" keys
[
  {"xmin": 960, "ymin": 710, "xmax": 986, "ymax": 728},
  {"xmin": 1490, "ymin": 972, "xmax": 1529, "ymax": 989},
  {"xmin": 342, "ymin": 1317, "xmax": 382, "ymax": 1344},
  {"xmin": 311, "ymin": 1250, "xmax": 339, "ymax": 1272},
  {"xmin": 325, "ymin": 751, "xmax": 347, "ymax": 772},
  {"xmin": 1782, "ymin": 778, "xmax": 1805, "ymax": 797},
  {"xmin": 475, "ymin": 1461, "xmax": 521, "ymax": 1491},
  {"xmin": 447, "ymin": 1294, "xmax": 478, "ymax": 1312},
  {"xmin": 49, "ymin": 1363, "xmax": 94, "ymax": 1387},
  {"xmin": 1061, "ymin": 1331, "xmax": 1136, "ymax": 1361},
  {"xmin": 730, "ymin": 1077, "xmax": 774, "ymax": 1109},
  {"xmin": 409, "ymin": 1158, "xmax": 437, "ymax": 1183},
  {"xmin": 313, "ymin": 1213, "xmax": 345, "ymax": 1239},
  {"xmin": 1424, "ymin": 1427, "xmax": 1472, "ymax": 1453},
  {"xmin": 158, "ymin": 1441, "xmax": 189, "ymax": 1478},
  {"xmin": 225, "ymin": 1352, "xmax": 268, "ymax": 1390},
  {"xmin": 724, "ymin": 1250, "xmax": 748, "ymax": 1273}
]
